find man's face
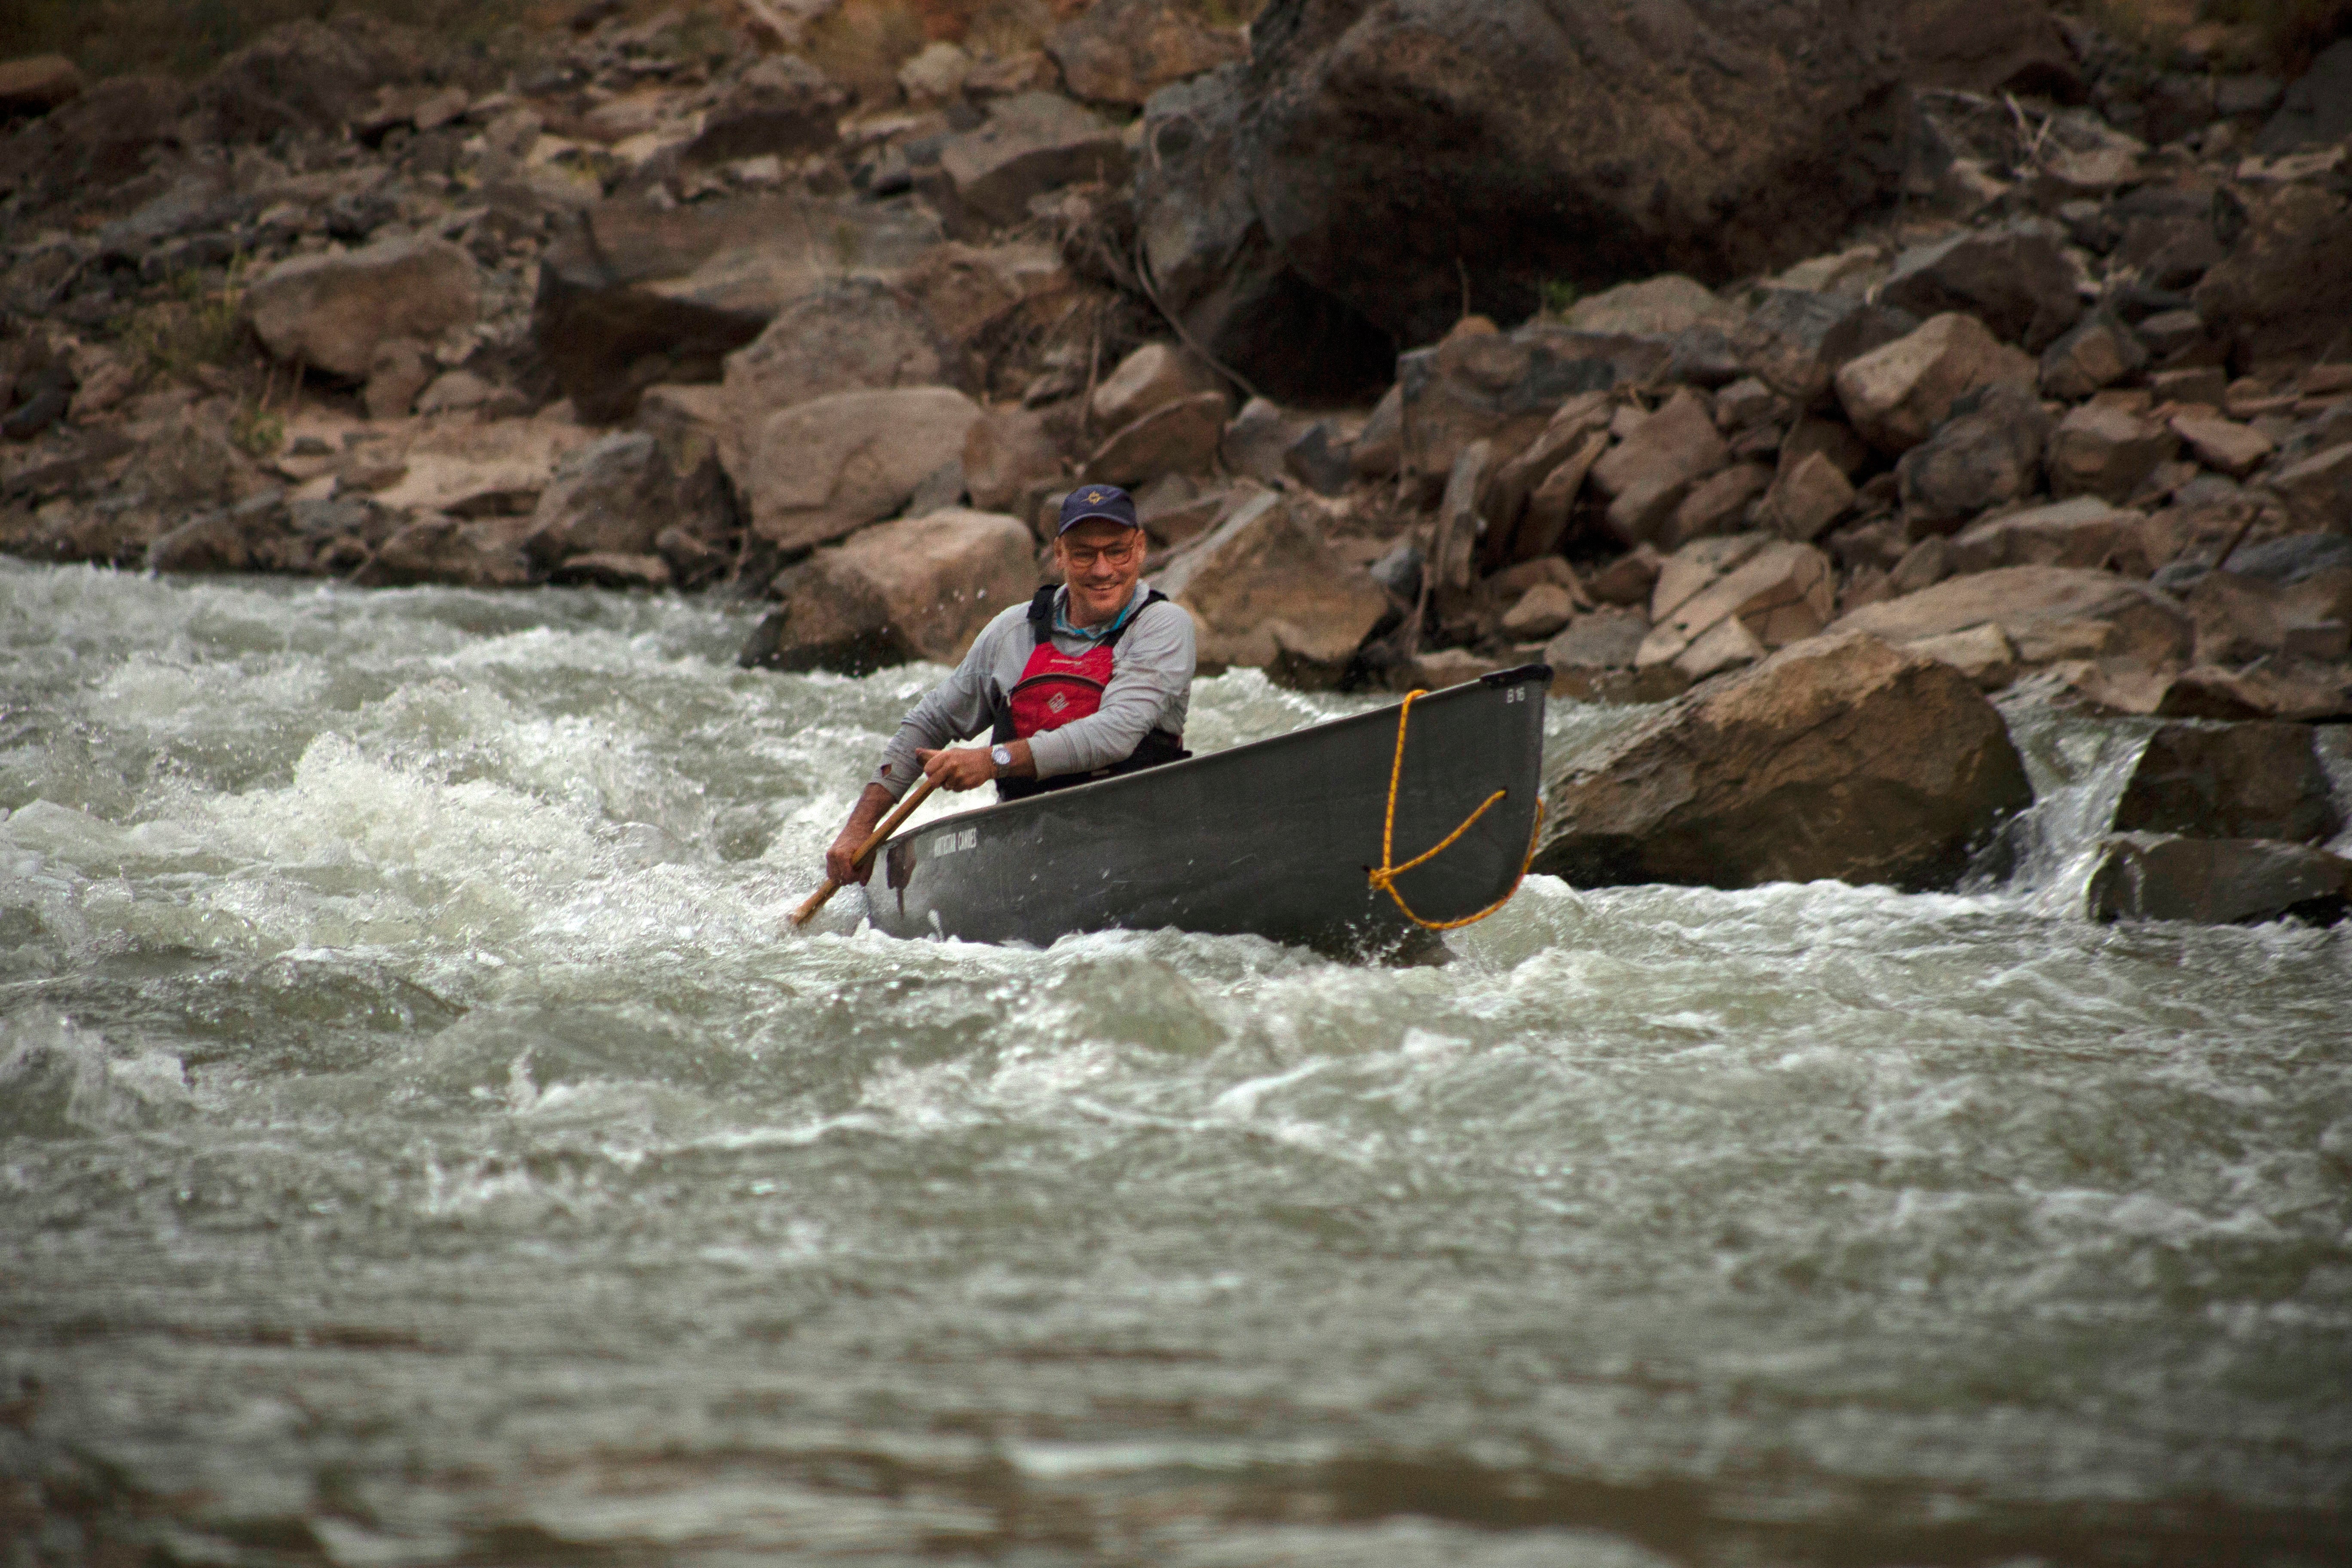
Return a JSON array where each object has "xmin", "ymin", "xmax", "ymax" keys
[{"xmin": 1055, "ymin": 519, "xmax": 1145, "ymax": 626}]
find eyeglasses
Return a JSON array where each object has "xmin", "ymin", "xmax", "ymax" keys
[{"xmin": 1060, "ymin": 538, "xmax": 1141, "ymax": 569}]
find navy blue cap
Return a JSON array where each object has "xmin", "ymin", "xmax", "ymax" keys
[{"xmin": 1058, "ymin": 484, "xmax": 1140, "ymax": 533}]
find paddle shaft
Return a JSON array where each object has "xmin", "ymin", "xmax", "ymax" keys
[{"xmin": 791, "ymin": 776, "xmax": 939, "ymax": 927}]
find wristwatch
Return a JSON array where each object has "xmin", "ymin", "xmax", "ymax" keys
[{"xmin": 990, "ymin": 744, "xmax": 1014, "ymax": 775}]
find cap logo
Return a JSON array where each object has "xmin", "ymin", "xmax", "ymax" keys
[{"xmin": 1086, "ymin": 491, "xmax": 1104, "ymax": 503}]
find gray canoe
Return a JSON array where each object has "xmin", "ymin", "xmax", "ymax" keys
[{"xmin": 863, "ymin": 665, "xmax": 1550, "ymax": 954}]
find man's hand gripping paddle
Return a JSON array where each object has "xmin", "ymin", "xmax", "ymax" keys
[{"xmin": 790, "ymin": 776, "xmax": 939, "ymax": 928}]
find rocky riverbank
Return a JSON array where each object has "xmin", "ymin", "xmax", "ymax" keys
[{"xmin": 3, "ymin": 1, "xmax": 2350, "ymax": 919}]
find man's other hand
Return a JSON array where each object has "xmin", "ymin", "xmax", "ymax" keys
[
  {"xmin": 824, "ymin": 784, "xmax": 894, "ymax": 885},
  {"xmin": 918, "ymin": 745, "xmax": 995, "ymax": 793}
]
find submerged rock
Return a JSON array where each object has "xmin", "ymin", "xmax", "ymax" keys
[{"xmin": 1533, "ymin": 631, "xmax": 2033, "ymax": 891}]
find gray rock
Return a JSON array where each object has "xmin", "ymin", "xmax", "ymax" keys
[
  {"xmin": 2084, "ymin": 833, "xmax": 2351, "ymax": 925},
  {"xmin": 2112, "ymin": 722, "xmax": 2341, "ymax": 845},
  {"xmin": 1542, "ymin": 608, "xmax": 1649, "ymax": 671},
  {"xmin": 682, "ymin": 55, "xmax": 844, "ymax": 165},
  {"xmin": 1283, "ymin": 421, "xmax": 1354, "ymax": 496},
  {"xmin": 2254, "ymin": 37, "xmax": 2352, "ymax": 155},
  {"xmin": 1133, "ymin": 66, "xmax": 1394, "ymax": 404},
  {"xmin": 1896, "ymin": 383, "xmax": 2052, "ymax": 534},
  {"xmin": 1877, "ymin": 222, "xmax": 2085, "ymax": 352},
  {"xmin": 1730, "ymin": 289, "xmax": 1920, "ymax": 407}
]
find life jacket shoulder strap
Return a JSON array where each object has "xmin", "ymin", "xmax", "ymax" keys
[{"xmin": 1030, "ymin": 585, "xmax": 1169, "ymax": 651}]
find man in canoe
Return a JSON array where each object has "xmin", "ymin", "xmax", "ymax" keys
[{"xmin": 822, "ymin": 484, "xmax": 1197, "ymax": 888}]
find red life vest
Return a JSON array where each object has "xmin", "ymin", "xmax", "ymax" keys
[{"xmin": 989, "ymin": 586, "xmax": 1187, "ymax": 801}]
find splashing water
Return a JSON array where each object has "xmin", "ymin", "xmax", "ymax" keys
[{"xmin": 2, "ymin": 560, "xmax": 2348, "ymax": 1566}]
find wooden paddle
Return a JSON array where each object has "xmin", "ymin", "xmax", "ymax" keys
[{"xmin": 790, "ymin": 776, "xmax": 939, "ymax": 928}]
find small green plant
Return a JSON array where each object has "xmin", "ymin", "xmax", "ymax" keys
[
  {"xmin": 230, "ymin": 400, "xmax": 285, "ymax": 458},
  {"xmin": 1540, "ymin": 279, "xmax": 1581, "ymax": 317}
]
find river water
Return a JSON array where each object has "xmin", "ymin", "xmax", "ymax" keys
[{"xmin": 3, "ymin": 558, "xmax": 2349, "ymax": 1567}]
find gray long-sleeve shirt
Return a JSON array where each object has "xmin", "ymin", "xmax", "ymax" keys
[{"xmin": 872, "ymin": 582, "xmax": 1196, "ymax": 800}]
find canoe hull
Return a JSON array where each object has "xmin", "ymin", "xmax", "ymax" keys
[{"xmin": 864, "ymin": 665, "xmax": 1550, "ymax": 954}]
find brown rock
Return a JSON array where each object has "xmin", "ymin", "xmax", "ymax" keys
[
  {"xmin": 2150, "ymin": 662, "xmax": 2352, "ymax": 722},
  {"xmin": 682, "ymin": 54, "xmax": 843, "ymax": 165},
  {"xmin": 1877, "ymin": 223, "xmax": 2083, "ymax": 352},
  {"xmin": 2270, "ymin": 443, "xmax": 2352, "ymax": 531},
  {"xmin": 2169, "ymin": 412, "xmax": 2274, "ymax": 478},
  {"xmin": 1544, "ymin": 606, "xmax": 1651, "ymax": 671},
  {"xmin": 738, "ymin": 387, "xmax": 983, "ymax": 551},
  {"xmin": 1835, "ymin": 312, "xmax": 2036, "ymax": 453},
  {"xmin": 2185, "ymin": 570, "xmax": 2296, "ymax": 665},
  {"xmin": 1761, "ymin": 450, "xmax": 1856, "ymax": 542},
  {"xmin": 353, "ymin": 514, "xmax": 536, "ymax": 588},
  {"xmin": 362, "ymin": 338, "xmax": 434, "ymax": 420},
  {"xmin": 1155, "ymin": 492, "xmax": 1391, "ymax": 675},
  {"xmin": 1666, "ymin": 462, "xmax": 1772, "ymax": 548},
  {"xmin": 962, "ymin": 407, "xmax": 1064, "ymax": 516},
  {"xmin": 1400, "ymin": 318, "xmax": 1615, "ymax": 486},
  {"xmin": 1901, "ymin": 622, "xmax": 2018, "ymax": 690},
  {"xmin": 941, "ymin": 92, "xmax": 1130, "ymax": 228},
  {"xmin": 1533, "ymin": 631, "xmax": 2034, "ymax": 890},
  {"xmin": 1483, "ymin": 392, "xmax": 1614, "ymax": 560},
  {"xmin": 0, "ymin": 55, "xmax": 83, "ymax": 117},
  {"xmin": 1351, "ymin": 383, "xmax": 1403, "ymax": 478},
  {"xmin": 1046, "ymin": 0, "xmax": 1245, "ymax": 107},
  {"xmin": 523, "ymin": 431, "xmax": 729, "ymax": 571},
  {"xmin": 1090, "ymin": 342, "xmax": 1223, "ymax": 432},
  {"xmin": 2047, "ymin": 404, "xmax": 2179, "ymax": 502},
  {"xmin": 1829, "ymin": 565, "xmax": 2191, "ymax": 668},
  {"xmin": 1733, "ymin": 290, "xmax": 1921, "ymax": 408},
  {"xmin": 549, "ymin": 552, "xmax": 672, "ymax": 590},
  {"xmin": 1087, "ymin": 390, "xmax": 1226, "ymax": 487},
  {"xmin": 1888, "ymin": 535, "xmax": 1953, "ymax": 596},
  {"xmin": 1895, "ymin": 383, "xmax": 2051, "ymax": 534},
  {"xmin": 1897, "ymin": 0, "xmax": 2079, "ymax": 95},
  {"xmin": 1946, "ymin": 497, "xmax": 2137, "ymax": 576},
  {"xmin": 2194, "ymin": 185, "xmax": 2352, "ymax": 369},
  {"xmin": 1587, "ymin": 546, "xmax": 1663, "ymax": 607},
  {"xmin": 370, "ymin": 416, "xmax": 593, "ymax": 520},
  {"xmin": 2039, "ymin": 312, "xmax": 2148, "ymax": 401},
  {"xmin": 1500, "ymin": 583, "xmax": 1579, "ymax": 640},
  {"xmin": 740, "ymin": 509, "xmax": 1037, "ymax": 674},
  {"xmin": 1592, "ymin": 389, "xmax": 1730, "ymax": 545},
  {"xmin": 1637, "ymin": 538, "xmax": 1834, "ymax": 674},
  {"xmin": 244, "ymin": 235, "xmax": 479, "ymax": 381},
  {"xmin": 1221, "ymin": 397, "xmax": 1313, "ymax": 485},
  {"xmin": 2149, "ymin": 366, "xmax": 2229, "ymax": 409},
  {"xmin": 2113, "ymin": 722, "xmax": 2340, "ymax": 843},
  {"xmin": 721, "ymin": 279, "xmax": 953, "ymax": 431}
]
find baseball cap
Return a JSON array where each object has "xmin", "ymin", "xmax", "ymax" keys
[{"xmin": 1057, "ymin": 484, "xmax": 1140, "ymax": 533}]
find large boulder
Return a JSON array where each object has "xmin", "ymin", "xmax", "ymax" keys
[
  {"xmin": 940, "ymin": 92, "xmax": 1131, "ymax": 228},
  {"xmin": 1154, "ymin": 491, "xmax": 1393, "ymax": 681},
  {"xmin": 1227, "ymin": 0, "xmax": 1911, "ymax": 354},
  {"xmin": 1047, "ymin": 0, "xmax": 1247, "ymax": 106},
  {"xmin": 1829, "ymin": 565, "xmax": 2191, "ymax": 668},
  {"xmin": 243, "ymin": 236, "xmax": 478, "ymax": 382},
  {"xmin": 735, "ymin": 386, "xmax": 983, "ymax": 553},
  {"xmin": 2084, "ymin": 834, "xmax": 2351, "ymax": 926},
  {"xmin": 1133, "ymin": 66, "xmax": 1396, "ymax": 404},
  {"xmin": 2252, "ymin": 37, "xmax": 2352, "ymax": 155},
  {"xmin": 740, "ymin": 509, "xmax": 1037, "ymax": 674},
  {"xmin": 2111, "ymin": 722, "xmax": 2341, "ymax": 845},
  {"xmin": 1532, "ymin": 632, "xmax": 2033, "ymax": 890}
]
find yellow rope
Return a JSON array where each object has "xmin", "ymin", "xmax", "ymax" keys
[{"xmin": 1365, "ymin": 689, "xmax": 1548, "ymax": 932}]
